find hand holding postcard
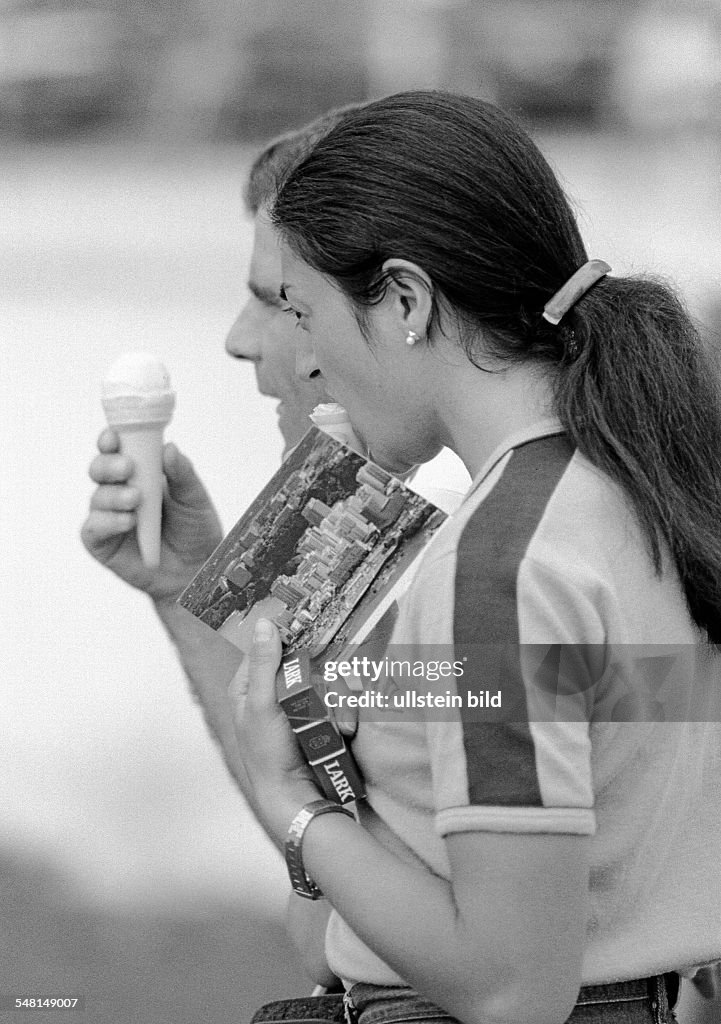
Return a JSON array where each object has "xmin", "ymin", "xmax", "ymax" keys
[{"xmin": 178, "ymin": 426, "xmax": 448, "ymax": 801}]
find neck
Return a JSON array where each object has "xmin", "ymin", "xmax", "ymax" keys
[{"xmin": 430, "ymin": 352, "xmax": 558, "ymax": 478}]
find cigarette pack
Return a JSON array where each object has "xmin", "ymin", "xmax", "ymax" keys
[
  {"xmin": 277, "ymin": 652, "xmax": 365, "ymax": 804},
  {"xmin": 277, "ymin": 652, "xmax": 328, "ymax": 725}
]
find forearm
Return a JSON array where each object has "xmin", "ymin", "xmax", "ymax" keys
[
  {"xmin": 153, "ymin": 598, "xmax": 264, "ymax": 815},
  {"xmin": 233, "ymin": 623, "xmax": 585, "ymax": 1024},
  {"xmin": 296, "ymin": 796, "xmax": 484, "ymax": 1018},
  {"xmin": 265, "ymin": 782, "xmax": 585, "ymax": 1024},
  {"xmin": 286, "ymin": 891, "xmax": 338, "ymax": 987}
]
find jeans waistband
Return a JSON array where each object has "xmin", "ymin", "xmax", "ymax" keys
[
  {"xmin": 575, "ymin": 974, "xmax": 672, "ymax": 1005},
  {"xmin": 345, "ymin": 973, "xmax": 676, "ymax": 1024}
]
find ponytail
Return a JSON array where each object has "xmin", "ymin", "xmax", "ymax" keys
[{"xmin": 554, "ymin": 275, "xmax": 721, "ymax": 641}]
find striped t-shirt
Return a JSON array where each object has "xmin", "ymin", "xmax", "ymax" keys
[{"xmin": 325, "ymin": 420, "xmax": 721, "ymax": 987}]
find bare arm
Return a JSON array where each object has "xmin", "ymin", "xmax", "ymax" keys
[
  {"xmin": 152, "ymin": 597, "xmax": 251, "ymax": 787},
  {"xmin": 81, "ymin": 430, "xmax": 256, "ymax": 802},
  {"xmin": 268, "ymin": 782, "xmax": 588, "ymax": 1024},
  {"xmin": 285, "ymin": 893, "xmax": 337, "ymax": 987},
  {"xmin": 233, "ymin": 625, "xmax": 589, "ymax": 1024}
]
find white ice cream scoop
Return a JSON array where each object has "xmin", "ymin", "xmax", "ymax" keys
[
  {"xmin": 309, "ymin": 403, "xmax": 363, "ymax": 454},
  {"xmin": 101, "ymin": 352, "xmax": 175, "ymax": 567}
]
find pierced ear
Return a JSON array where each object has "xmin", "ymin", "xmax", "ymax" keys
[{"xmin": 380, "ymin": 258, "xmax": 434, "ymax": 338}]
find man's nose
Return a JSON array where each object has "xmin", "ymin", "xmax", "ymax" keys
[{"xmin": 225, "ymin": 309, "xmax": 261, "ymax": 361}]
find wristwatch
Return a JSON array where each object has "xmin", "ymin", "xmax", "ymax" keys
[{"xmin": 285, "ymin": 798, "xmax": 355, "ymax": 899}]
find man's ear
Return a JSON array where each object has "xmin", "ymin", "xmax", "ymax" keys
[{"xmin": 380, "ymin": 258, "xmax": 434, "ymax": 339}]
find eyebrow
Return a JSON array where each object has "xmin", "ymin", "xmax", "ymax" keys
[{"xmin": 248, "ymin": 280, "xmax": 282, "ymax": 306}]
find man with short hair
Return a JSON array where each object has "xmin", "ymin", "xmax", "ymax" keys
[
  {"xmin": 82, "ymin": 102, "xmax": 467, "ymax": 798},
  {"xmin": 81, "ymin": 108, "xmax": 358, "ymax": 796}
]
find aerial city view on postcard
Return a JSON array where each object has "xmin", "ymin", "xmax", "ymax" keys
[{"xmin": 178, "ymin": 428, "xmax": 447, "ymax": 659}]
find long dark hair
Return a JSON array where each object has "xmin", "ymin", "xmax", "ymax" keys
[{"xmin": 272, "ymin": 90, "xmax": 721, "ymax": 640}]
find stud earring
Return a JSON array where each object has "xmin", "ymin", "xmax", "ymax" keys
[{"xmin": 405, "ymin": 330, "xmax": 419, "ymax": 346}]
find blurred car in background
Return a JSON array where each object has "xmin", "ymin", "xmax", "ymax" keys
[
  {"xmin": 3, "ymin": 0, "xmax": 719, "ymax": 141},
  {"xmin": 477, "ymin": 0, "xmax": 626, "ymax": 124},
  {"xmin": 214, "ymin": 0, "xmax": 366, "ymax": 138},
  {"xmin": 214, "ymin": 0, "xmax": 627, "ymax": 138},
  {"xmin": 0, "ymin": 0, "xmax": 145, "ymax": 134}
]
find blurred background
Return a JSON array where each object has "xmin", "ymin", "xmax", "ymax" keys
[{"xmin": 2, "ymin": 1, "xmax": 721, "ymax": 1021}]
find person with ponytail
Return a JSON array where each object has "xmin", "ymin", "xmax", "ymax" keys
[{"xmin": 229, "ymin": 92, "xmax": 721, "ymax": 1024}]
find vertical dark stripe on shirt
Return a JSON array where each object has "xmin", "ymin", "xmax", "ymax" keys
[{"xmin": 453, "ymin": 434, "xmax": 574, "ymax": 806}]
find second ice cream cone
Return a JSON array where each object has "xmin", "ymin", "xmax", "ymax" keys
[{"xmin": 309, "ymin": 403, "xmax": 363, "ymax": 454}]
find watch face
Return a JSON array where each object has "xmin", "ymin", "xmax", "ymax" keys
[{"xmin": 288, "ymin": 806, "xmax": 314, "ymax": 841}]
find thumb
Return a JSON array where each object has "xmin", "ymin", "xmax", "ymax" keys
[
  {"xmin": 246, "ymin": 618, "xmax": 283, "ymax": 709},
  {"xmin": 163, "ymin": 443, "xmax": 211, "ymax": 508}
]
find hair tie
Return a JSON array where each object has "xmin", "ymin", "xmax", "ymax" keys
[{"xmin": 542, "ymin": 260, "xmax": 611, "ymax": 326}]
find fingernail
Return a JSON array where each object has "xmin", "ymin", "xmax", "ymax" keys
[{"xmin": 254, "ymin": 618, "xmax": 273, "ymax": 643}]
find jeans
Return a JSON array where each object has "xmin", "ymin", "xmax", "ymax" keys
[
  {"xmin": 250, "ymin": 974, "xmax": 677, "ymax": 1024},
  {"xmin": 343, "ymin": 975, "xmax": 677, "ymax": 1024}
]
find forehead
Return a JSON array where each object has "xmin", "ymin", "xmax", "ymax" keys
[{"xmin": 249, "ymin": 208, "xmax": 282, "ymax": 288}]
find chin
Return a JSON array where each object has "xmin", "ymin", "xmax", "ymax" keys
[
  {"xmin": 366, "ymin": 447, "xmax": 417, "ymax": 478},
  {"xmin": 372, "ymin": 436, "xmax": 444, "ymax": 478},
  {"xmin": 277, "ymin": 407, "xmax": 312, "ymax": 453}
]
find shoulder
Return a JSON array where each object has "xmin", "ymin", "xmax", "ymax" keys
[
  {"xmin": 420, "ymin": 437, "xmax": 618, "ymax": 641},
  {"xmin": 397, "ymin": 433, "xmax": 695, "ymax": 652}
]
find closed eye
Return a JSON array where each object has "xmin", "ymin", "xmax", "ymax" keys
[
  {"xmin": 282, "ymin": 305, "xmax": 308, "ymax": 330},
  {"xmin": 249, "ymin": 282, "xmax": 283, "ymax": 309}
]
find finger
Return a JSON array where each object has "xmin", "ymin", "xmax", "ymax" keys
[
  {"xmin": 88, "ymin": 452, "xmax": 134, "ymax": 485},
  {"xmin": 97, "ymin": 428, "xmax": 121, "ymax": 454},
  {"xmin": 228, "ymin": 658, "xmax": 250, "ymax": 712},
  {"xmin": 89, "ymin": 484, "xmax": 140, "ymax": 513},
  {"xmin": 246, "ymin": 618, "xmax": 283, "ymax": 711},
  {"xmin": 81, "ymin": 509, "xmax": 136, "ymax": 547},
  {"xmin": 163, "ymin": 443, "xmax": 214, "ymax": 510}
]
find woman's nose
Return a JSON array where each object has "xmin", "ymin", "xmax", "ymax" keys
[{"xmin": 295, "ymin": 346, "xmax": 321, "ymax": 381}]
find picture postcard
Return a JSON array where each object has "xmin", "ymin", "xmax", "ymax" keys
[{"xmin": 178, "ymin": 426, "xmax": 447, "ymax": 663}]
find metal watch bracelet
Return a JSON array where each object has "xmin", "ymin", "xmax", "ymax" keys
[{"xmin": 285, "ymin": 798, "xmax": 355, "ymax": 899}]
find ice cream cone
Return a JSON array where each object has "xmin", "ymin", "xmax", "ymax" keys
[
  {"xmin": 101, "ymin": 353, "xmax": 175, "ymax": 568},
  {"xmin": 309, "ymin": 403, "xmax": 363, "ymax": 454}
]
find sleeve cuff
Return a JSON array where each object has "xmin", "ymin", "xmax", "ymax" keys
[{"xmin": 436, "ymin": 805, "xmax": 596, "ymax": 837}]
